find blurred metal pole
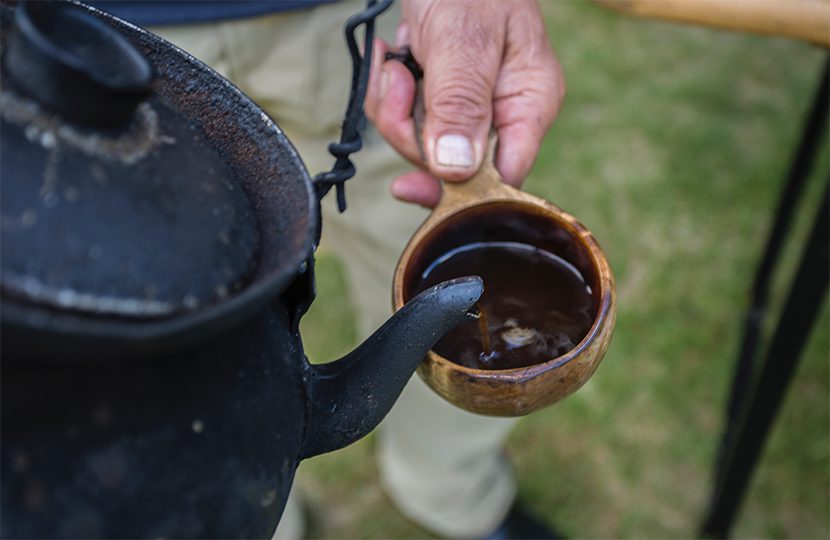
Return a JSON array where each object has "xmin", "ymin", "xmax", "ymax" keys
[
  {"xmin": 722, "ymin": 58, "xmax": 828, "ymax": 455},
  {"xmin": 702, "ymin": 181, "xmax": 829, "ymax": 538},
  {"xmin": 702, "ymin": 56, "xmax": 829, "ymax": 538}
]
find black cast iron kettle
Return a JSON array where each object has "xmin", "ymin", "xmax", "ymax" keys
[{"xmin": 0, "ymin": 1, "xmax": 483, "ymax": 537}]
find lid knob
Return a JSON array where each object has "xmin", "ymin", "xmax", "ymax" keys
[{"xmin": 5, "ymin": 0, "xmax": 154, "ymax": 129}]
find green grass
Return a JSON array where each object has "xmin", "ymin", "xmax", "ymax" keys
[{"xmin": 298, "ymin": 1, "xmax": 829, "ymax": 537}]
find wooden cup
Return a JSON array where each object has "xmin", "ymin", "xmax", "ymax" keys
[{"xmin": 393, "ymin": 138, "xmax": 616, "ymax": 416}]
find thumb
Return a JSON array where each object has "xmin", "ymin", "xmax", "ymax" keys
[{"xmin": 416, "ymin": 10, "xmax": 504, "ymax": 181}]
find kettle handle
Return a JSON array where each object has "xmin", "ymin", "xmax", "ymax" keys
[
  {"xmin": 312, "ymin": 0, "xmax": 393, "ymax": 224},
  {"xmin": 298, "ymin": 276, "xmax": 483, "ymax": 459},
  {"xmin": 6, "ymin": 1, "xmax": 154, "ymax": 129}
]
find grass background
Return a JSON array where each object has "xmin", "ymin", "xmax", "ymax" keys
[{"xmin": 297, "ymin": 1, "xmax": 829, "ymax": 537}]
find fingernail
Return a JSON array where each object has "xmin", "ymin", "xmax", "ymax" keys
[
  {"xmin": 390, "ymin": 177, "xmax": 407, "ymax": 198},
  {"xmin": 435, "ymin": 134, "xmax": 474, "ymax": 168}
]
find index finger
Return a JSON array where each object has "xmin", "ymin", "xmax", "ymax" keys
[{"xmin": 365, "ymin": 43, "xmax": 424, "ymax": 167}]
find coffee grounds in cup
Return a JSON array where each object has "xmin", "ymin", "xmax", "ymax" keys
[{"xmin": 412, "ymin": 241, "xmax": 595, "ymax": 370}]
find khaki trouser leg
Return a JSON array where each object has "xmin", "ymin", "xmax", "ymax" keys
[
  {"xmin": 272, "ymin": 488, "xmax": 304, "ymax": 540},
  {"xmin": 151, "ymin": 2, "xmax": 516, "ymax": 537}
]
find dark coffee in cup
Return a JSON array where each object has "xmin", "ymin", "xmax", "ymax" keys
[
  {"xmin": 412, "ymin": 241, "xmax": 595, "ymax": 370},
  {"xmin": 396, "ymin": 200, "xmax": 615, "ymax": 415}
]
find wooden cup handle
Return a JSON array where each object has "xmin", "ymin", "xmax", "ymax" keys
[{"xmin": 438, "ymin": 131, "xmax": 516, "ymax": 211}]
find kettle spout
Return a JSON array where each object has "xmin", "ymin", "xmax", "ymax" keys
[{"xmin": 299, "ymin": 276, "xmax": 482, "ymax": 459}]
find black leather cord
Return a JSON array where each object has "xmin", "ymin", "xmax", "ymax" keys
[{"xmin": 313, "ymin": 0, "xmax": 393, "ymax": 213}]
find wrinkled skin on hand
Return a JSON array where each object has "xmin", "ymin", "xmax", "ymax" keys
[{"xmin": 365, "ymin": 0, "xmax": 565, "ymax": 208}]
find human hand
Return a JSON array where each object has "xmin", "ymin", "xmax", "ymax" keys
[{"xmin": 365, "ymin": 0, "xmax": 565, "ymax": 207}]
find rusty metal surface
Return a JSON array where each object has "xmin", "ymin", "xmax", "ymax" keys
[
  {"xmin": 1, "ymin": 87, "xmax": 261, "ymax": 317},
  {"xmin": 0, "ymin": 0, "xmax": 318, "ymax": 360},
  {"xmin": 1, "ymin": 301, "xmax": 305, "ymax": 538}
]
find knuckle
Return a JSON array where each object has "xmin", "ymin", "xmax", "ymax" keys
[
  {"xmin": 420, "ymin": 0, "xmax": 503, "ymax": 53},
  {"xmin": 429, "ymin": 78, "xmax": 492, "ymax": 126},
  {"xmin": 370, "ymin": 109, "xmax": 391, "ymax": 134}
]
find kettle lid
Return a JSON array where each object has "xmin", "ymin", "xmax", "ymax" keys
[{"xmin": 0, "ymin": 1, "xmax": 261, "ymax": 319}]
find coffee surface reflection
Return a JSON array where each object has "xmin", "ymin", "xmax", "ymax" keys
[{"xmin": 413, "ymin": 242, "xmax": 595, "ymax": 370}]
